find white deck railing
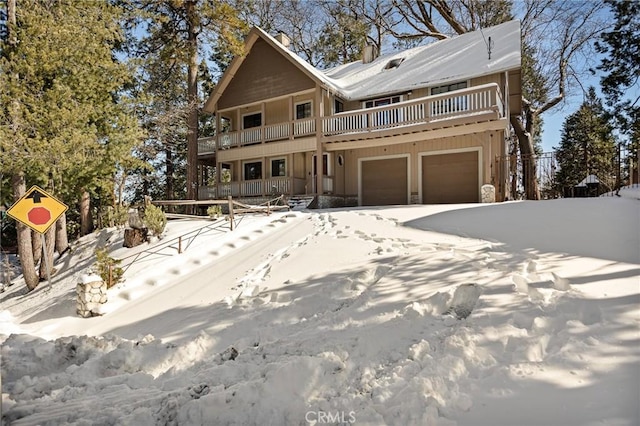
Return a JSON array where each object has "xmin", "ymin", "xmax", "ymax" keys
[
  {"xmin": 198, "ymin": 83, "xmax": 503, "ymax": 154},
  {"xmin": 199, "ymin": 177, "xmax": 307, "ymax": 199},
  {"xmin": 323, "ymin": 83, "xmax": 502, "ymax": 136},
  {"xmin": 197, "ymin": 137, "xmax": 217, "ymax": 154}
]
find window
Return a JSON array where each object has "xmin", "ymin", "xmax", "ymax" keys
[
  {"xmin": 364, "ymin": 96, "xmax": 402, "ymax": 127},
  {"xmin": 334, "ymin": 99, "xmax": 344, "ymax": 114},
  {"xmin": 364, "ymin": 96, "xmax": 401, "ymax": 109},
  {"xmin": 384, "ymin": 57, "xmax": 404, "ymax": 70},
  {"xmin": 295, "ymin": 101, "xmax": 312, "ymax": 119},
  {"xmin": 430, "ymin": 81, "xmax": 469, "ymax": 115},
  {"xmin": 312, "ymin": 153, "xmax": 330, "ymax": 176},
  {"xmin": 271, "ymin": 158, "xmax": 286, "ymax": 177},
  {"xmin": 221, "ymin": 163, "xmax": 232, "ymax": 183},
  {"xmin": 243, "ymin": 112, "xmax": 262, "ymax": 129},
  {"xmin": 220, "ymin": 116, "xmax": 232, "ymax": 133},
  {"xmin": 430, "ymin": 81, "xmax": 468, "ymax": 95},
  {"xmin": 243, "ymin": 161, "xmax": 262, "ymax": 180}
]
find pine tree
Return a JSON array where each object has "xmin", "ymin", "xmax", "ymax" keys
[
  {"xmin": 596, "ymin": 0, "xmax": 639, "ymax": 133},
  {"xmin": 595, "ymin": 0, "xmax": 639, "ymax": 181},
  {"xmin": 554, "ymin": 87, "xmax": 617, "ymax": 196},
  {"xmin": 316, "ymin": 1, "xmax": 370, "ymax": 68},
  {"xmin": 0, "ymin": 0, "xmax": 142, "ymax": 290},
  {"xmin": 125, "ymin": 0, "xmax": 246, "ymax": 205}
]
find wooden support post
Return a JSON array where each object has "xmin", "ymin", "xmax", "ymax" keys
[
  {"xmin": 41, "ymin": 233, "xmax": 53, "ymax": 290},
  {"xmin": 108, "ymin": 264, "xmax": 113, "ymax": 288},
  {"xmin": 228, "ymin": 196, "xmax": 234, "ymax": 231},
  {"xmin": 178, "ymin": 236, "xmax": 183, "ymax": 254}
]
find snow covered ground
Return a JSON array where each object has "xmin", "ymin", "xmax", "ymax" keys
[{"xmin": 1, "ymin": 188, "xmax": 639, "ymax": 426}]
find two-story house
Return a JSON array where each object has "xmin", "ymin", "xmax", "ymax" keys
[{"xmin": 198, "ymin": 20, "xmax": 521, "ymax": 207}]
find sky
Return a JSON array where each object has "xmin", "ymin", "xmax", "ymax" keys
[{"xmin": 1, "ymin": 187, "xmax": 639, "ymax": 425}]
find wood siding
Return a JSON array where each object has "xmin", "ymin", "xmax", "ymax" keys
[
  {"xmin": 470, "ymin": 75, "xmax": 501, "ymax": 86},
  {"xmin": 508, "ymin": 70, "xmax": 522, "ymax": 115},
  {"xmin": 293, "ymin": 152, "xmax": 307, "ymax": 179},
  {"xmin": 265, "ymin": 98, "xmax": 289, "ymax": 125},
  {"xmin": 217, "ymin": 137, "xmax": 317, "ymax": 163},
  {"xmin": 218, "ymin": 39, "xmax": 315, "ymax": 110}
]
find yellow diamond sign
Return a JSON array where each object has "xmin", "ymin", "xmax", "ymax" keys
[{"xmin": 7, "ymin": 185, "xmax": 69, "ymax": 234}]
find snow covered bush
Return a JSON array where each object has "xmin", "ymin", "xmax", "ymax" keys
[
  {"xmin": 207, "ymin": 205, "xmax": 222, "ymax": 219},
  {"xmin": 143, "ymin": 204, "xmax": 167, "ymax": 237}
]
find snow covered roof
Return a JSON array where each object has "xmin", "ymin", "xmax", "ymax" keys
[
  {"xmin": 260, "ymin": 20, "xmax": 520, "ymax": 101},
  {"xmin": 322, "ymin": 20, "xmax": 521, "ymax": 100},
  {"xmin": 204, "ymin": 20, "xmax": 521, "ymax": 112},
  {"xmin": 576, "ymin": 174, "xmax": 601, "ymax": 187}
]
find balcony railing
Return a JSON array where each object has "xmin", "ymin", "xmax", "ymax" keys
[
  {"xmin": 198, "ymin": 177, "xmax": 308, "ymax": 199},
  {"xmin": 197, "ymin": 136, "xmax": 217, "ymax": 155},
  {"xmin": 323, "ymin": 83, "xmax": 503, "ymax": 137},
  {"xmin": 214, "ymin": 118, "xmax": 316, "ymax": 150},
  {"xmin": 198, "ymin": 83, "xmax": 503, "ymax": 154}
]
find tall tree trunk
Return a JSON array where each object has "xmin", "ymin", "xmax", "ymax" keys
[
  {"xmin": 509, "ymin": 141, "xmax": 518, "ymax": 200},
  {"xmin": 12, "ymin": 173, "xmax": 39, "ymax": 291},
  {"xmin": 166, "ymin": 147, "xmax": 174, "ymax": 199},
  {"xmin": 55, "ymin": 214, "xmax": 69, "ymax": 255},
  {"xmin": 510, "ymin": 115, "xmax": 540, "ymax": 200},
  {"xmin": 8, "ymin": 2, "xmax": 38, "ymax": 290},
  {"xmin": 80, "ymin": 189, "xmax": 93, "ymax": 236},
  {"xmin": 7, "ymin": 0, "xmax": 16, "ymax": 44},
  {"xmin": 185, "ymin": 0, "xmax": 199, "ymax": 206},
  {"xmin": 31, "ymin": 229, "xmax": 42, "ymax": 266},
  {"xmin": 39, "ymin": 225, "xmax": 55, "ymax": 280}
]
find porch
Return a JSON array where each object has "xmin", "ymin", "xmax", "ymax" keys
[{"xmin": 198, "ymin": 176, "xmax": 315, "ymax": 199}]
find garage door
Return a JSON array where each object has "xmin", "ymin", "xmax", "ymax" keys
[
  {"xmin": 422, "ymin": 151, "xmax": 479, "ymax": 203},
  {"xmin": 361, "ymin": 157, "xmax": 408, "ymax": 206}
]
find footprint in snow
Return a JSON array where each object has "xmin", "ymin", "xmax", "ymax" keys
[
  {"xmin": 551, "ymin": 272, "xmax": 571, "ymax": 291},
  {"xmin": 524, "ymin": 260, "xmax": 540, "ymax": 281},
  {"xmin": 511, "ymin": 274, "xmax": 544, "ymax": 301}
]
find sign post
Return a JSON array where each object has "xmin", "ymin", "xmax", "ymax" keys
[{"xmin": 7, "ymin": 185, "xmax": 68, "ymax": 289}]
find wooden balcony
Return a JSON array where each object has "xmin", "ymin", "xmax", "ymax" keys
[
  {"xmin": 197, "ymin": 83, "xmax": 504, "ymax": 155},
  {"xmin": 323, "ymin": 83, "xmax": 504, "ymax": 143},
  {"xmin": 197, "ymin": 136, "xmax": 217, "ymax": 155},
  {"xmin": 216, "ymin": 117, "xmax": 315, "ymax": 150}
]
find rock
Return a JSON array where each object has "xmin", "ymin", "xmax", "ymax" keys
[
  {"xmin": 123, "ymin": 228, "xmax": 148, "ymax": 248},
  {"xmin": 128, "ymin": 209, "xmax": 145, "ymax": 229},
  {"xmin": 481, "ymin": 184, "xmax": 496, "ymax": 203},
  {"xmin": 221, "ymin": 346, "xmax": 238, "ymax": 361},
  {"xmin": 448, "ymin": 283, "xmax": 482, "ymax": 319}
]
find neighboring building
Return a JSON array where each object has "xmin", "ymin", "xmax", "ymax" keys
[
  {"xmin": 198, "ymin": 20, "xmax": 522, "ymax": 206},
  {"xmin": 571, "ymin": 174, "xmax": 602, "ymax": 198}
]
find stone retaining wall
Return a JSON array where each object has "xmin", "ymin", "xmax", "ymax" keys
[{"xmin": 77, "ymin": 274, "xmax": 107, "ymax": 318}]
